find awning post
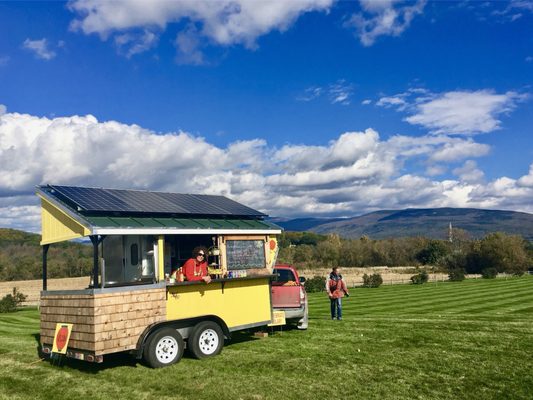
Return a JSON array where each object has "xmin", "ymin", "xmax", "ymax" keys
[
  {"xmin": 89, "ymin": 235, "xmax": 106, "ymax": 288},
  {"xmin": 42, "ymin": 244, "xmax": 50, "ymax": 291}
]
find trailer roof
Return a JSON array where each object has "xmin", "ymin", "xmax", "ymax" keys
[
  {"xmin": 39, "ymin": 185, "xmax": 266, "ymax": 218},
  {"xmin": 36, "ymin": 185, "xmax": 281, "ymax": 244}
]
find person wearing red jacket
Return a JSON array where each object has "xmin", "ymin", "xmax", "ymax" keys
[
  {"xmin": 326, "ymin": 267, "xmax": 349, "ymax": 320},
  {"xmin": 181, "ymin": 246, "xmax": 211, "ymax": 283}
]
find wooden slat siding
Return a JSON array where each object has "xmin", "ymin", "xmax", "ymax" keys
[{"xmin": 40, "ymin": 288, "xmax": 166, "ymax": 356}]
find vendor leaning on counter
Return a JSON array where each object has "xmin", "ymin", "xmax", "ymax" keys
[{"xmin": 174, "ymin": 246, "xmax": 211, "ymax": 284}]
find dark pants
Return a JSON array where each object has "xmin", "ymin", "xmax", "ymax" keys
[{"xmin": 330, "ymin": 297, "xmax": 342, "ymax": 319}]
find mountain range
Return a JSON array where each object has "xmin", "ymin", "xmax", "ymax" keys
[{"xmin": 271, "ymin": 208, "xmax": 533, "ymax": 240}]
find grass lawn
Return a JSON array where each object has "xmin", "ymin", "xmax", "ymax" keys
[{"xmin": 1, "ymin": 276, "xmax": 532, "ymax": 400}]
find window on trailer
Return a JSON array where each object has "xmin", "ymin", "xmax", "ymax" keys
[{"xmin": 101, "ymin": 235, "xmax": 155, "ymax": 287}]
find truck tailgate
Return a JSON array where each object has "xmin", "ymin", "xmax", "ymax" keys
[{"xmin": 271, "ymin": 285, "xmax": 301, "ymax": 308}]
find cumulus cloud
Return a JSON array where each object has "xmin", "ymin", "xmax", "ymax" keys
[
  {"xmin": 452, "ymin": 160, "xmax": 485, "ymax": 183},
  {"xmin": 344, "ymin": 0, "xmax": 426, "ymax": 46},
  {"xmin": 517, "ymin": 163, "xmax": 533, "ymax": 187},
  {"xmin": 1, "ymin": 109, "xmax": 532, "ymax": 232},
  {"xmin": 68, "ymin": 0, "xmax": 333, "ymax": 61},
  {"xmin": 22, "ymin": 38, "xmax": 57, "ymax": 60},
  {"xmin": 377, "ymin": 89, "xmax": 527, "ymax": 135}
]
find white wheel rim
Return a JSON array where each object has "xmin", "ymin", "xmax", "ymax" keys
[
  {"xmin": 198, "ymin": 329, "xmax": 219, "ymax": 355},
  {"xmin": 155, "ymin": 335, "xmax": 179, "ymax": 364}
]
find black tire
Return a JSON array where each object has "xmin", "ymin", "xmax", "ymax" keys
[
  {"xmin": 188, "ymin": 321, "xmax": 224, "ymax": 359},
  {"xmin": 144, "ymin": 327, "xmax": 184, "ymax": 368}
]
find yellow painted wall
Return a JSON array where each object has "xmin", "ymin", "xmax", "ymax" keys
[
  {"xmin": 39, "ymin": 198, "xmax": 91, "ymax": 245},
  {"xmin": 166, "ymin": 277, "xmax": 272, "ymax": 329}
]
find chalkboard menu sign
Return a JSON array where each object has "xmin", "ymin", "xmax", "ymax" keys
[{"xmin": 226, "ymin": 240, "xmax": 266, "ymax": 270}]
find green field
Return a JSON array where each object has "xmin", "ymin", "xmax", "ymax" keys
[{"xmin": 1, "ymin": 277, "xmax": 532, "ymax": 399}]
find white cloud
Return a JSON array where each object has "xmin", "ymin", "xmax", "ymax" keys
[
  {"xmin": 361, "ymin": 99, "xmax": 372, "ymax": 105},
  {"xmin": 115, "ymin": 29, "xmax": 159, "ymax": 58},
  {"xmin": 376, "ymin": 95, "xmax": 408, "ymax": 110},
  {"xmin": 0, "ymin": 104, "xmax": 6, "ymax": 116},
  {"xmin": 297, "ymin": 80, "xmax": 354, "ymax": 105},
  {"xmin": 328, "ymin": 80, "xmax": 354, "ymax": 105},
  {"xmin": 344, "ymin": 0, "xmax": 426, "ymax": 46},
  {"xmin": 69, "ymin": 0, "xmax": 333, "ymax": 61},
  {"xmin": 429, "ymin": 139, "xmax": 490, "ymax": 162},
  {"xmin": 406, "ymin": 90, "xmax": 524, "ymax": 135},
  {"xmin": 175, "ymin": 24, "xmax": 206, "ymax": 65},
  {"xmin": 425, "ymin": 165, "xmax": 446, "ymax": 176},
  {"xmin": 491, "ymin": 0, "xmax": 533, "ymax": 21},
  {"xmin": 452, "ymin": 160, "xmax": 485, "ymax": 183},
  {"xmin": 377, "ymin": 89, "xmax": 527, "ymax": 136},
  {"xmin": 0, "ymin": 109, "xmax": 532, "ymax": 232},
  {"xmin": 22, "ymin": 38, "xmax": 57, "ymax": 60},
  {"xmin": 296, "ymin": 87, "xmax": 323, "ymax": 102},
  {"xmin": 517, "ymin": 163, "xmax": 533, "ymax": 187}
]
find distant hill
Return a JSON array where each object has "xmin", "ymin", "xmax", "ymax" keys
[
  {"xmin": 274, "ymin": 208, "xmax": 533, "ymax": 240},
  {"xmin": 268, "ymin": 217, "xmax": 347, "ymax": 232},
  {"xmin": 0, "ymin": 228, "xmax": 92, "ymax": 281}
]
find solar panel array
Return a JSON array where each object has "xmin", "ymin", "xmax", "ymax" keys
[{"xmin": 45, "ymin": 185, "xmax": 265, "ymax": 217}]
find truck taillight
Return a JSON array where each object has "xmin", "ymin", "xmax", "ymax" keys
[{"xmin": 300, "ymin": 287, "xmax": 306, "ymax": 302}]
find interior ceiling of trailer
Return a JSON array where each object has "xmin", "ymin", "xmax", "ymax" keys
[{"xmin": 40, "ymin": 185, "xmax": 266, "ymax": 218}]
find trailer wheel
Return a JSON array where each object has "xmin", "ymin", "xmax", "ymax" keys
[
  {"xmin": 189, "ymin": 321, "xmax": 224, "ymax": 359},
  {"xmin": 144, "ymin": 327, "xmax": 184, "ymax": 368}
]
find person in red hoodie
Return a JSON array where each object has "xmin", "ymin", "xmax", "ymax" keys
[
  {"xmin": 181, "ymin": 246, "xmax": 211, "ymax": 283},
  {"xmin": 326, "ymin": 267, "xmax": 349, "ymax": 320}
]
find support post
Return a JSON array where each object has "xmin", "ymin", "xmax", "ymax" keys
[
  {"xmin": 42, "ymin": 244, "xmax": 50, "ymax": 291},
  {"xmin": 89, "ymin": 235, "xmax": 106, "ymax": 288},
  {"xmin": 90, "ymin": 235, "xmax": 99, "ymax": 288}
]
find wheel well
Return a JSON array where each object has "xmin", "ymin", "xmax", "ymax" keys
[{"xmin": 135, "ymin": 316, "xmax": 230, "ymax": 359}]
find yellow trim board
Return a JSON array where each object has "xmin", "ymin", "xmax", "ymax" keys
[{"xmin": 39, "ymin": 197, "xmax": 91, "ymax": 245}]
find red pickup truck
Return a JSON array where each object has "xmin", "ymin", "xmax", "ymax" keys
[{"xmin": 271, "ymin": 264, "xmax": 308, "ymax": 330}]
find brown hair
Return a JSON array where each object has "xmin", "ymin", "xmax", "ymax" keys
[{"xmin": 192, "ymin": 246, "xmax": 208, "ymax": 258}]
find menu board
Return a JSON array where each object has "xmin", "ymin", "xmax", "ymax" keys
[{"xmin": 226, "ymin": 240, "xmax": 266, "ymax": 270}]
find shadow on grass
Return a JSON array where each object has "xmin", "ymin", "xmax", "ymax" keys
[{"xmin": 32, "ymin": 332, "xmax": 142, "ymax": 373}]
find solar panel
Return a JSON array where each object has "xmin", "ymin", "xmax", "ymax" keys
[{"xmin": 45, "ymin": 185, "xmax": 266, "ymax": 217}]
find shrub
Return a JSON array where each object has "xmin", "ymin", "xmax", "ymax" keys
[
  {"xmin": 481, "ymin": 268, "xmax": 498, "ymax": 279},
  {"xmin": 410, "ymin": 270, "xmax": 429, "ymax": 285},
  {"xmin": 448, "ymin": 268, "xmax": 466, "ymax": 282},
  {"xmin": 0, "ymin": 287, "xmax": 27, "ymax": 313},
  {"xmin": 304, "ymin": 275, "xmax": 325, "ymax": 293},
  {"xmin": 362, "ymin": 273, "xmax": 383, "ymax": 288}
]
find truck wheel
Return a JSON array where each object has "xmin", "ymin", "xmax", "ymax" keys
[
  {"xmin": 189, "ymin": 321, "xmax": 224, "ymax": 359},
  {"xmin": 144, "ymin": 327, "xmax": 184, "ymax": 368}
]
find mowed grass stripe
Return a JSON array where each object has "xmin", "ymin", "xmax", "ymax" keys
[
  {"xmin": 307, "ymin": 276, "xmax": 532, "ymax": 306},
  {"xmin": 368, "ymin": 286, "xmax": 533, "ymax": 315},
  {"xmin": 307, "ymin": 277, "xmax": 533, "ymax": 317},
  {"xmin": 339, "ymin": 278, "xmax": 532, "ymax": 307}
]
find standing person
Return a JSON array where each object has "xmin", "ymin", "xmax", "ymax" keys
[
  {"xmin": 326, "ymin": 267, "xmax": 349, "ymax": 320},
  {"xmin": 181, "ymin": 246, "xmax": 211, "ymax": 283}
]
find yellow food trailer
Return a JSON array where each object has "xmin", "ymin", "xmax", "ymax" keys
[{"xmin": 37, "ymin": 185, "xmax": 281, "ymax": 367}]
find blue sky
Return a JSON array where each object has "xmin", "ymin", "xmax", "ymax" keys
[{"xmin": 0, "ymin": 0, "xmax": 532, "ymax": 232}]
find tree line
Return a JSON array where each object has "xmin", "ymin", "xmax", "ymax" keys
[
  {"xmin": 0, "ymin": 229, "xmax": 92, "ymax": 281},
  {"xmin": 0, "ymin": 228, "xmax": 531, "ymax": 281},
  {"xmin": 277, "ymin": 230, "xmax": 533, "ymax": 276}
]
